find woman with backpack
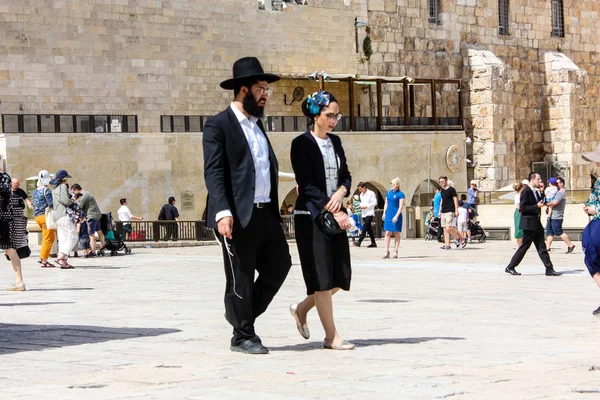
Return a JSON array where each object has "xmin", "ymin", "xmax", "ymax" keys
[
  {"xmin": 50, "ymin": 169, "xmax": 78, "ymax": 269},
  {"xmin": 32, "ymin": 170, "xmax": 56, "ymax": 268}
]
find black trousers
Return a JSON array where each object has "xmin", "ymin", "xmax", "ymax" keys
[
  {"xmin": 217, "ymin": 207, "xmax": 291, "ymax": 346},
  {"xmin": 162, "ymin": 221, "xmax": 178, "ymax": 240},
  {"xmin": 506, "ymin": 228, "xmax": 553, "ymax": 270},
  {"xmin": 357, "ymin": 215, "xmax": 376, "ymax": 245}
]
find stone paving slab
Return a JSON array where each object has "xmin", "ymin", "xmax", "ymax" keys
[{"xmin": 0, "ymin": 239, "xmax": 599, "ymax": 399}]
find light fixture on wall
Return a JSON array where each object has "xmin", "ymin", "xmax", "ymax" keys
[
  {"xmin": 284, "ymin": 87, "xmax": 305, "ymax": 106},
  {"xmin": 354, "ymin": 17, "xmax": 368, "ymax": 53},
  {"xmin": 307, "ymin": 71, "xmax": 318, "ymax": 80}
]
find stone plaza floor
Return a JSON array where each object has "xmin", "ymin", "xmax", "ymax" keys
[{"xmin": 0, "ymin": 238, "xmax": 599, "ymax": 399}]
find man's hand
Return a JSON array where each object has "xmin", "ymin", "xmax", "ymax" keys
[
  {"xmin": 454, "ymin": 211, "xmax": 459, "ymax": 217},
  {"xmin": 537, "ymin": 200, "xmax": 545, "ymax": 208},
  {"xmin": 217, "ymin": 216, "xmax": 234, "ymax": 239}
]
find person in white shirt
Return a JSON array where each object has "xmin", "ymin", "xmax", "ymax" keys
[
  {"xmin": 117, "ymin": 198, "xmax": 143, "ymax": 237},
  {"xmin": 354, "ymin": 182, "xmax": 378, "ymax": 247}
]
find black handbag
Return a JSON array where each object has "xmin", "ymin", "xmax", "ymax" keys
[
  {"xmin": 5, "ymin": 245, "xmax": 31, "ymax": 260},
  {"xmin": 315, "ymin": 209, "xmax": 344, "ymax": 236}
]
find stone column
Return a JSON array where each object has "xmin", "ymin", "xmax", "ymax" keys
[
  {"xmin": 540, "ymin": 51, "xmax": 587, "ymax": 189},
  {"xmin": 463, "ymin": 44, "xmax": 516, "ymax": 191}
]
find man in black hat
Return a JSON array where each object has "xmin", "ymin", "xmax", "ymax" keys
[{"xmin": 203, "ymin": 57, "xmax": 291, "ymax": 354}]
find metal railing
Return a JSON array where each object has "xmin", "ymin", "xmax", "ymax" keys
[
  {"xmin": 417, "ymin": 189, "xmax": 592, "ymax": 208},
  {"xmin": 282, "ymin": 210, "xmax": 385, "ymax": 240},
  {"xmin": 115, "ymin": 220, "xmax": 214, "ymax": 242}
]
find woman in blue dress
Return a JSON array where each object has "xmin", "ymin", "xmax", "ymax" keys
[
  {"xmin": 382, "ymin": 177, "xmax": 405, "ymax": 259},
  {"xmin": 581, "ymin": 145, "xmax": 600, "ymax": 316}
]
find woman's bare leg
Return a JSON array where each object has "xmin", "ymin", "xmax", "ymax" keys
[
  {"xmin": 313, "ymin": 290, "xmax": 343, "ymax": 344},
  {"xmin": 383, "ymin": 231, "xmax": 391, "ymax": 253},
  {"xmin": 394, "ymin": 232, "xmax": 401, "ymax": 253},
  {"xmin": 6, "ymin": 249, "xmax": 23, "ymax": 286},
  {"xmin": 296, "ymin": 288, "xmax": 340, "ymax": 325}
]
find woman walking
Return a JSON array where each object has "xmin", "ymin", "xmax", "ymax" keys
[
  {"xmin": 0, "ymin": 170, "xmax": 28, "ymax": 291},
  {"xmin": 382, "ymin": 177, "xmax": 405, "ymax": 259},
  {"xmin": 50, "ymin": 169, "xmax": 77, "ymax": 269},
  {"xmin": 581, "ymin": 145, "xmax": 600, "ymax": 315},
  {"xmin": 32, "ymin": 170, "xmax": 56, "ymax": 267},
  {"xmin": 513, "ymin": 181, "xmax": 526, "ymax": 249},
  {"xmin": 289, "ymin": 91, "xmax": 355, "ymax": 350}
]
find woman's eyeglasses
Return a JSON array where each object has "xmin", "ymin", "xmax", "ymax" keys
[{"xmin": 325, "ymin": 113, "xmax": 342, "ymax": 123}]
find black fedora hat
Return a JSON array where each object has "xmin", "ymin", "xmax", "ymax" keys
[{"xmin": 220, "ymin": 57, "xmax": 280, "ymax": 90}]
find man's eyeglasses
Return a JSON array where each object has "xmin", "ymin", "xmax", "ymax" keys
[
  {"xmin": 255, "ymin": 86, "xmax": 272, "ymax": 96},
  {"xmin": 325, "ymin": 113, "xmax": 342, "ymax": 123}
]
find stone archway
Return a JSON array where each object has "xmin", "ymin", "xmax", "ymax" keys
[
  {"xmin": 352, "ymin": 181, "xmax": 386, "ymax": 209},
  {"xmin": 280, "ymin": 186, "xmax": 298, "ymax": 215},
  {"xmin": 410, "ymin": 179, "xmax": 441, "ymax": 207}
]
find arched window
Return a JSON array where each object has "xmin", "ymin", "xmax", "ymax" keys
[
  {"xmin": 551, "ymin": 0, "xmax": 564, "ymax": 37},
  {"xmin": 498, "ymin": 0, "xmax": 510, "ymax": 35}
]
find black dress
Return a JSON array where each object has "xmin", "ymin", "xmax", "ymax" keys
[
  {"xmin": 290, "ymin": 131, "xmax": 352, "ymax": 295},
  {"xmin": 0, "ymin": 172, "xmax": 28, "ymax": 251}
]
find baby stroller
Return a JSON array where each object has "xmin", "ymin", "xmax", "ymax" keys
[
  {"xmin": 425, "ymin": 216, "xmax": 441, "ymax": 241},
  {"xmin": 100, "ymin": 212, "xmax": 132, "ymax": 256},
  {"xmin": 468, "ymin": 220, "xmax": 489, "ymax": 243}
]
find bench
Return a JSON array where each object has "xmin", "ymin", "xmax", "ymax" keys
[
  {"xmin": 546, "ymin": 228, "xmax": 584, "ymax": 241},
  {"xmin": 485, "ymin": 227, "xmax": 511, "ymax": 240}
]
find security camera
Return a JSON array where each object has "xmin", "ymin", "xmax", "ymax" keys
[{"xmin": 308, "ymin": 71, "xmax": 318, "ymax": 80}]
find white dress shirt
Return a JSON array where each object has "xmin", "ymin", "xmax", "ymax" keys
[
  {"xmin": 360, "ymin": 189, "xmax": 377, "ymax": 217},
  {"xmin": 117, "ymin": 205, "xmax": 133, "ymax": 222},
  {"xmin": 215, "ymin": 104, "xmax": 271, "ymax": 222}
]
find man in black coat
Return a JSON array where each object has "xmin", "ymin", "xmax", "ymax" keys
[
  {"xmin": 505, "ymin": 172, "xmax": 562, "ymax": 276},
  {"xmin": 203, "ymin": 57, "xmax": 291, "ymax": 354}
]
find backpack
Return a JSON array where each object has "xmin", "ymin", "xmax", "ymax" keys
[{"xmin": 158, "ymin": 205, "xmax": 167, "ymax": 220}]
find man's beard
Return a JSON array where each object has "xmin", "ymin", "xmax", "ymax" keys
[{"xmin": 243, "ymin": 91, "xmax": 265, "ymax": 118}]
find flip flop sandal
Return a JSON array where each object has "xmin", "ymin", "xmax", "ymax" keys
[{"xmin": 41, "ymin": 261, "xmax": 55, "ymax": 268}]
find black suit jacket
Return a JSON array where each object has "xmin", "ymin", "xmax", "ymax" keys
[
  {"xmin": 203, "ymin": 107, "xmax": 280, "ymax": 229},
  {"xmin": 519, "ymin": 186, "xmax": 543, "ymax": 232},
  {"xmin": 290, "ymin": 131, "xmax": 352, "ymax": 219}
]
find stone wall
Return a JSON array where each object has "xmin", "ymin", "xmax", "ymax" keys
[
  {"xmin": 1, "ymin": 130, "xmax": 467, "ymax": 222},
  {"xmin": 0, "ymin": 0, "xmax": 363, "ymax": 132},
  {"xmin": 1, "ymin": 0, "xmax": 600, "ymax": 191},
  {"xmin": 363, "ymin": 0, "xmax": 600, "ymax": 189}
]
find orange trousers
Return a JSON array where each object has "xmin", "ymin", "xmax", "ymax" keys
[{"xmin": 35, "ymin": 214, "xmax": 56, "ymax": 260}]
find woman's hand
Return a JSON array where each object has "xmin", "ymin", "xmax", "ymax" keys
[
  {"xmin": 333, "ymin": 212, "xmax": 352, "ymax": 231},
  {"xmin": 392, "ymin": 216, "xmax": 398, "ymax": 223},
  {"xmin": 584, "ymin": 205, "xmax": 597, "ymax": 216},
  {"xmin": 325, "ymin": 188, "xmax": 345, "ymax": 214}
]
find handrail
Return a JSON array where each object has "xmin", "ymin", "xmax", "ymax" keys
[{"xmin": 115, "ymin": 220, "xmax": 214, "ymax": 242}]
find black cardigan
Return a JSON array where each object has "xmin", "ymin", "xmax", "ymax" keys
[{"xmin": 290, "ymin": 130, "xmax": 352, "ymax": 219}]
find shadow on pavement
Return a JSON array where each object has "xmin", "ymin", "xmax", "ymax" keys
[
  {"xmin": 0, "ymin": 323, "xmax": 181, "ymax": 355},
  {"xmin": 270, "ymin": 336, "xmax": 465, "ymax": 351},
  {"xmin": 0, "ymin": 302, "xmax": 75, "ymax": 307}
]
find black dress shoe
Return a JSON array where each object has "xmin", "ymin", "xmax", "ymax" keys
[
  {"xmin": 593, "ymin": 305, "xmax": 600, "ymax": 316},
  {"xmin": 230, "ymin": 339, "xmax": 269, "ymax": 355},
  {"xmin": 545, "ymin": 269, "xmax": 562, "ymax": 276},
  {"xmin": 505, "ymin": 267, "xmax": 521, "ymax": 276},
  {"xmin": 367, "ymin": 243, "xmax": 377, "ymax": 248}
]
